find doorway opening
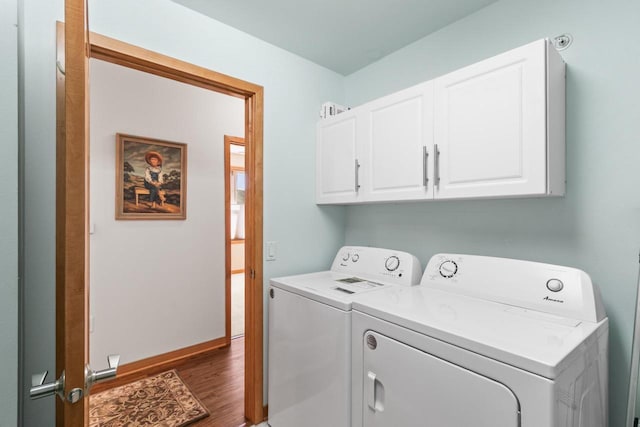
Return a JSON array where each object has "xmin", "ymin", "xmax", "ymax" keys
[{"xmin": 225, "ymin": 136, "xmax": 246, "ymax": 339}]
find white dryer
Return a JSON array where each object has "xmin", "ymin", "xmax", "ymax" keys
[
  {"xmin": 352, "ymin": 254, "xmax": 608, "ymax": 427},
  {"xmin": 268, "ymin": 246, "xmax": 422, "ymax": 427}
]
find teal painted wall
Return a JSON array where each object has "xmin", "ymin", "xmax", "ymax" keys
[
  {"xmin": 343, "ymin": 0, "xmax": 640, "ymax": 425},
  {"xmin": 0, "ymin": 0, "xmax": 19, "ymax": 425}
]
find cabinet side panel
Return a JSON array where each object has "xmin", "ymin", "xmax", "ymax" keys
[{"xmin": 546, "ymin": 41, "xmax": 566, "ymax": 196}]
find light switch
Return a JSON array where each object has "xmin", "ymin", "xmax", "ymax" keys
[{"xmin": 266, "ymin": 241, "xmax": 277, "ymax": 261}]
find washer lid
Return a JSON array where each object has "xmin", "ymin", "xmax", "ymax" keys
[
  {"xmin": 353, "ymin": 285, "xmax": 608, "ymax": 379},
  {"xmin": 270, "ymin": 271, "xmax": 391, "ymax": 311}
]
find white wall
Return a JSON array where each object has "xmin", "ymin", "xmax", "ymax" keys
[
  {"xmin": 0, "ymin": 0, "xmax": 19, "ymax": 425},
  {"xmin": 89, "ymin": 58, "xmax": 244, "ymax": 368}
]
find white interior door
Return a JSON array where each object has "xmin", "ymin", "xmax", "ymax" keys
[
  {"xmin": 434, "ymin": 39, "xmax": 547, "ymax": 199},
  {"xmin": 362, "ymin": 331, "xmax": 520, "ymax": 427}
]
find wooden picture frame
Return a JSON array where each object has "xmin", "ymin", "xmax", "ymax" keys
[{"xmin": 115, "ymin": 133, "xmax": 187, "ymax": 220}]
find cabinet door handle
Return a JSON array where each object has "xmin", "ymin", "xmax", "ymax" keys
[
  {"xmin": 434, "ymin": 144, "xmax": 440, "ymax": 188},
  {"xmin": 354, "ymin": 159, "xmax": 361, "ymax": 192},
  {"xmin": 422, "ymin": 146, "xmax": 429, "ymax": 187}
]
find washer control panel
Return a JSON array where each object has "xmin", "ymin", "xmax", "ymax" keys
[
  {"xmin": 422, "ymin": 253, "xmax": 605, "ymax": 323},
  {"xmin": 331, "ymin": 246, "xmax": 422, "ymax": 287}
]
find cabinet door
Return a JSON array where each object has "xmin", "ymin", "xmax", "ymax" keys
[
  {"xmin": 316, "ymin": 110, "xmax": 360, "ymax": 204},
  {"xmin": 434, "ymin": 39, "xmax": 548, "ymax": 199},
  {"xmin": 360, "ymin": 82, "xmax": 434, "ymax": 202}
]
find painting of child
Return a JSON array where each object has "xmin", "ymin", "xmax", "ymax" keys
[{"xmin": 116, "ymin": 134, "xmax": 187, "ymax": 219}]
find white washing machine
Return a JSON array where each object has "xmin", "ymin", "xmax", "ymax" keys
[
  {"xmin": 268, "ymin": 246, "xmax": 422, "ymax": 427},
  {"xmin": 352, "ymin": 253, "xmax": 608, "ymax": 427}
]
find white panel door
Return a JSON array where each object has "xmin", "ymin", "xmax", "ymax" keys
[
  {"xmin": 362, "ymin": 331, "xmax": 520, "ymax": 427},
  {"xmin": 268, "ymin": 286, "xmax": 351, "ymax": 427},
  {"xmin": 360, "ymin": 82, "xmax": 434, "ymax": 202},
  {"xmin": 434, "ymin": 39, "xmax": 548, "ymax": 199},
  {"xmin": 316, "ymin": 110, "xmax": 360, "ymax": 204}
]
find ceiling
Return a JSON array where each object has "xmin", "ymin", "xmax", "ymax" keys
[{"xmin": 171, "ymin": 0, "xmax": 499, "ymax": 75}]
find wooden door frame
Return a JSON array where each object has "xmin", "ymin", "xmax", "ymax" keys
[
  {"xmin": 224, "ymin": 135, "xmax": 246, "ymax": 340},
  {"xmin": 60, "ymin": 3, "xmax": 264, "ymax": 425}
]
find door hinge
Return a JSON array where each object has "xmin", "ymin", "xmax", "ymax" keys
[{"xmin": 250, "ymin": 269, "xmax": 256, "ymax": 279}]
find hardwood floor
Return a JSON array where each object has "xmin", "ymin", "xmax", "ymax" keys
[{"xmin": 176, "ymin": 336, "xmax": 246, "ymax": 427}]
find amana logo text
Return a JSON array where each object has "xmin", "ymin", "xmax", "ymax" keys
[{"xmin": 543, "ymin": 296, "xmax": 564, "ymax": 303}]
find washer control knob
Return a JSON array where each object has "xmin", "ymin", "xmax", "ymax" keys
[
  {"xmin": 342, "ymin": 252, "xmax": 350, "ymax": 261},
  {"xmin": 439, "ymin": 260, "xmax": 458, "ymax": 278},
  {"xmin": 352, "ymin": 253, "xmax": 360, "ymax": 262},
  {"xmin": 385, "ymin": 256, "xmax": 400, "ymax": 271},
  {"xmin": 546, "ymin": 279, "xmax": 564, "ymax": 292}
]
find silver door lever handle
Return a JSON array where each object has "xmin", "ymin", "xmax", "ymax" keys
[
  {"xmin": 86, "ymin": 354, "xmax": 120, "ymax": 389},
  {"xmin": 30, "ymin": 371, "xmax": 64, "ymax": 400}
]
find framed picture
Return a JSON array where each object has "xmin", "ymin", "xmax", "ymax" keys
[{"xmin": 115, "ymin": 134, "xmax": 188, "ymax": 220}]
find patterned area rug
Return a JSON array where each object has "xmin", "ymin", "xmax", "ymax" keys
[{"xmin": 90, "ymin": 370, "xmax": 209, "ymax": 427}]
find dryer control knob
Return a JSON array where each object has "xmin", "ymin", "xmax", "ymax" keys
[
  {"xmin": 439, "ymin": 260, "xmax": 458, "ymax": 278},
  {"xmin": 546, "ymin": 279, "xmax": 564, "ymax": 292},
  {"xmin": 342, "ymin": 252, "xmax": 350, "ymax": 261}
]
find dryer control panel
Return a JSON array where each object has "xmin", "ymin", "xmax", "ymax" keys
[
  {"xmin": 331, "ymin": 246, "xmax": 422, "ymax": 287},
  {"xmin": 422, "ymin": 253, "xmax": 606, "ymax": 323}
]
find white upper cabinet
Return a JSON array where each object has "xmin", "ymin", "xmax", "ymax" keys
[
  {"xmin": 434, "ymin": 38, "xmax": 565, "ymax": 199},
  {"xmin": 360, "ymin": 81, "xmax": 435, "ymax": 202},
  {"xmin": 316, "ymin": 109, "xmax": 361, "ymax": 204},
  {"xmin": 316, "ymin": 38, "xmax": 565, "ymax": 205}
]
